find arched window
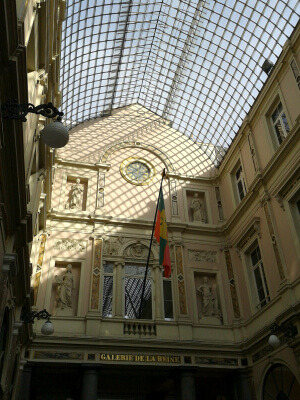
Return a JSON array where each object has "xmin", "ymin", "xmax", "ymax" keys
[{"xmin": 263, "ymin": 363, "xmax": 300, "ymax": 400}]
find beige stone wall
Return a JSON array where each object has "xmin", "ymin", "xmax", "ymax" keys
[{"xmin": 28, "ymin": 19, "xmax": 300, "ymax": 400}]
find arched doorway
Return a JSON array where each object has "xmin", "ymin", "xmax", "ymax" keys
[{"xmin": 263, "ymin": 363, "xmax": 300, "ymax": 400}]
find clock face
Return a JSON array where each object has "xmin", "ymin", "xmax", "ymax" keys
[
  {"xmin": 126, "ymin": 161, "xmax": 150, "ymax": 183},
  {"xmin": 120, "ymin": 157, "xmax": 155, "ymax": 185}
]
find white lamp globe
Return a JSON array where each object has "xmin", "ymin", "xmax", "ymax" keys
[
  {"xmin": 41, "ymin": 120, "xmax": 69, "ymax": 148},
  {"xmin": 268, "ymin": 334, "xmax": 280, "ymax": 348},
  {"xmin": 41, "ymin": 320, "xmax": 54, "ymax": 336}
]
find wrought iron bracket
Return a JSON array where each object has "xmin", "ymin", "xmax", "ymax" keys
[
  {"xmin": 1, "ymin": 100, "xmax": 64, "ymax": 122},
  {"xmin": 21, "ymin": 308, "xmax": 51, "ymax": 324},
  {"xmin": 271, "ymin": 321, "xmax": 298, "ymax": 339}
]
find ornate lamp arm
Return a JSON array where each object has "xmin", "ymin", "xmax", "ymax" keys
[
  {"xmin": 1, "ymin": 100, "xmax": 64, "ymax": 122},
  {"xmin": 21, "ymin": 308, "xmax": 52, "ymax": 324}
]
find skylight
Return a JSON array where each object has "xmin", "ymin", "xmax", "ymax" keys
[{"xmin": 60, "ymin": 0, "xmax": 300, "ymax": 164}]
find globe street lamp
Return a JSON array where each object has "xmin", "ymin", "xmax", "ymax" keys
[
  {"xmin": 1, "ymin": 100, "xmax": 69, "ymax": 148},
  {"xmin": 21, "ymin": 308, "xmax": 54, "ymax": 336}
]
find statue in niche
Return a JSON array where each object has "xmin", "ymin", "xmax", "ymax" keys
[
  {"xmin": 55, "ymin": 264, "xmax": 75, "ymax": 309},
  {"xmin": 197, "ymin": 276, "xmax": 221, "ymax": 319},
  {"xmin": 67, "ymin": 178, "xmax": 83, "ymax": 210},
  {"xmin": 190, "ymin": 193, "xmax": 206, "ymax": 222}
]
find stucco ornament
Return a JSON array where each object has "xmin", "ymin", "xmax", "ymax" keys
[
  {"xmin": 103, "ymin": 237, "xmax": 125, "ymax": 255},
  {"xmin": 54, "ymin": 239, "xmax": 86, "ymax": 252},
  {"xmin": 188, "ymin": 250, "xmax": 217, "ymax": 262}
]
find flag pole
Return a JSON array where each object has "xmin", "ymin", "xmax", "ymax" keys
[{"xmin": 138, "ymin": 168, "xmax": 166, "ymax": 319}]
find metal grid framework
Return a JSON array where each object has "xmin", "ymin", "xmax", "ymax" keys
[{"xmin": 60, "ymin": 0, "xmax": 300, "ymax": 164}]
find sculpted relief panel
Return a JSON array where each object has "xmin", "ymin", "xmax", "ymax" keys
[
  {"xmin": 54, "ymin": 239, "xmax": 86, "ymax": 252},
  {"xmin": 188, "ymin": 250, "xmax": 217, "ymax": 263}
]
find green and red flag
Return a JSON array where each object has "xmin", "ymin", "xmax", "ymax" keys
[{"xmin": 154, "ymin": 187, "xmax": 171, "ymax": 278}]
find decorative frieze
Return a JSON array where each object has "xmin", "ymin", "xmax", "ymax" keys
[
  {"xmin": 188, "ymin": 250, "xmax": 217, "ymax": 263},
  {"xmin": 195, "ymin": 357, "xmax": 238, "ymax": 366},
  {"xmin": 34, "ymin": 351, "xmax": 84, "ymax": 360}
]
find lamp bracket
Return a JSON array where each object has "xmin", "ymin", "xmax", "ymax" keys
[
  {"xmin": 21, "ymin": 308, "xmax": 51, "ymax": 324},
  {"xmin": 271, "ymin": 322, "xmax": 298, "ymax": 339},
  {"xmin": 1, "ymin": 100, "xmax": 64, "ymax": 122}
]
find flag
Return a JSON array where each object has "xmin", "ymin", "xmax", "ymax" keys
[{"xmin": 154, "ymin": 187, "xmax": 171, "ymax": 278}]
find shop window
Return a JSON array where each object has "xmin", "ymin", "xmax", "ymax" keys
[
  {"xmin": 125, "ymin": 264, "xmax": 152, "ymax": 319},
  {"xmin": 162, "ymin": 270, "xmax": 173, "ymax": 319},
  {"xmin": 250, "ymin": 244, "xmax": 270, "ymax": 309},
  {"xmin": 271, "ymin": 102, "xmax": 290, "ymax": 145},
  {"xmin": 102, "ymin": 263, "xmax": 114, "ymax": 317}
]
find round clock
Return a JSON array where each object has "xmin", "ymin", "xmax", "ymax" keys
[{"xmin": 120, "ymin": 157, "xmax": 156, "ymax": 185}]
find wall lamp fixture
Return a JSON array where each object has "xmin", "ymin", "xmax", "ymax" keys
[
  {"xmin": 1, "ymin": 100, "xmax": 69, "ymax": 148},
  {"xmin": 21, "ymin": 308, "xmax": 54, "ymax": 336},
  {"xmin": 268, "ymin": 321, "xmax": 298, "ymax": 348}
]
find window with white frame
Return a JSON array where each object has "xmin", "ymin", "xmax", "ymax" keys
[
  {"xmin": 250, "ymin": 244, "xmax": 270, "ymax": 309},
  {"xmin": 162, "ymin": 270, "xmax": 173, "ymax": 319},
  {"xmin": 124, "ymin": 264, "xmax": 152, "ymax": 319},
  {"xmin": 271, "ymin": 102, "xmax": 290, "ymax": 145},
  {"xmin": 102, "ymin": 262, "xmax": 114, "ymax": 317},
  {"xmin": 234, "ymin": 163, "xmax": 247, "ymax": 202}
]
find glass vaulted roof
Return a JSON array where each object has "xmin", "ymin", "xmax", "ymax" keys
[{"xmin": 60, "ymin": 0, "xmax": 300, "ymax": 164}]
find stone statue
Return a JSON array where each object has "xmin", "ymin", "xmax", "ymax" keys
[
  {"xmin": 55, "ymin": 264, "xmax": 75, "ymax": 309},
  {"xmin": 191, "ymin": 193, "xmax": 206, "ymax": 222},
  {"xmin": 197, "ymin": 276, "xmax": 221, "ymax": 318},
  {"xmin": 67, "ymin": 178, "xmax": 83, "ymax": 210}
]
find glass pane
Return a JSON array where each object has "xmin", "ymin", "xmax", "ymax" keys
[
  {"xmin": 275, "ymin": 121, "xmax": 284, "ymax": 143},
  {"xmin": 163, "ymin": 280, "xmax": 173, "ymax": 319},
  {"xmin": 60, "ymin": 1, "xmax": 300, "ymax": 165},
  {"xmin": 102, "ymin": 276, "xmax": 113, "ymax": 317},
  {"xmin": 237, "ymin": 180, "xmax": 245, "ymax": 200},
  {"xmin": 125, "ymin": 277, "xmax": 152, "ymax": 319},
  {"xmin": 282, "ymin": 113, "xmax": 290, "ymax": 133},
  {"xmin": 103, "ymin": 263, "xmax": 114, "ymax": 273},
  {"xmin": 125, "ymin": 265, "xmax": 149, "ymax": 276}
]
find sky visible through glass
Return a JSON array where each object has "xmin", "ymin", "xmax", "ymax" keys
[{"xmin": 60, "ymin": 0, "xmax": 300, "ymax": 164}]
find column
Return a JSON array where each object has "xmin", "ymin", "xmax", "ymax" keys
[
  {"xmin": 18, "ymin": 366, "xmax": 32, "ymax": 400},
  {"xmin": 234, "ymin": 369, "xmax": 254, "ymax": 400},
  {"xmin": 180, "ymin": 368, "xmax": 196, "ymax": 400},
  {"xmin": 81, "ymin": 367, "xmax": 98, "ymax": 400},
  {"xmin": 114, "ymin": 262, "xmax": 123, "ymax": 317}
]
